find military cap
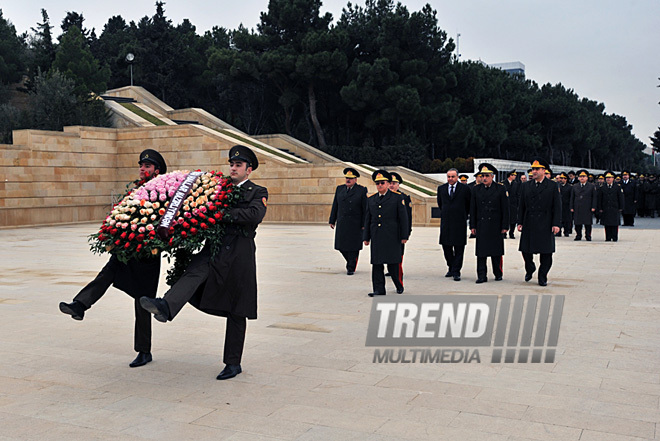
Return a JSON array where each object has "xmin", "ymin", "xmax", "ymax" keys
[
  {"xmin": 459, "ymin": 174, "xmax": 469, "ymax": 182},
  {"xmin": 139, "ymin": 149, "xmax": 167, "ymax": 174},
  {"xmin": 603, "ymin": 170, "xmax": 615, "ymax": 178},
  {"xmin": 228, "ymin": 145, "xmax": 259, "ymax": 170},
  {"xmin": 477, "ymin": 163, "xmax": 497, "ymax": 176},
  {"xmin": 576, "ymin": 169, "xmax": 589, "ymax": 177},
  {"xmin": 648, "ymin": 173, "xmax": 656, "ymax": 179},
  {"xmin": 530, "ymin": 157, "xmax": 549, "ymax": 169},
  {"xmin": 640, "ymin": 174, "xmax": 645, "ymax": 178},
  {"xmin": 507, "ymin": 171, "xmax": 518, "ymax": 178},
  {"xmin": 545, "ymin": 168, "xmax": 552, "ymax": 176},
  {"xmin": 343, "ymin": 167, "xmax": 360, "ymax": 179},
  {"xmin": 527, "ymin": 169, "xmax": 533, "ymax": 176},
  {"xmin": 622, "ymin": 170, "xmax": 630, "ymax": 176},
  {"xmin": 390, "ymin": 172, "xmax": 404, "ymax": 184},
  {"xmin": 558, "ymin": 172, "xmax": 568, "ymax": 179},
  {"xmin": 372, "ymin": 169, "xmax": 391, "ymax": 182},
  {"xmin": 597, "ymin": 174, "xmax": 604, "ymax": 180}
]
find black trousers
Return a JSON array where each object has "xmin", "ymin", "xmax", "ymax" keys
[
  {"xmin": 442, "ymin": 244, "xmax": 465, "ymax": 276},
  {"xmin": 477, "ymin": 256, "xmax": 503, "ymax": 279},
  {"xmin": 508, "ymin": 223, "xmax": 516, "ymax": 238},
  {"xmin": 604, "ymin": 226, "xmax": 619, "ymax": 241},
  {"xmin": 162, "ymin": 249, "xmax": 248, "ymax": 365},
  {"xmin": 521, "ymin": 252, "xmax": 553, "ymax": 284},
  {"xmin": 574, "ymin": 224, "xmax": 592, "ymax": 239},
  {"xmin": 561, "ymin": 219, "xmax": 573, "ymax": 235},
  {"xmin": 622, "ymin": 214, "xmax": 634, "ymax": 226},
  {"xmin": 340, "ymin": 250, "xmax": 360, "ymax": 272},
  {"xmin": 74, "ymin": 258, "xmax": 154, "ymax": 354},
  {"xmin": 371, "ymin": 263, "xmax": 402, "ymax": 294}
]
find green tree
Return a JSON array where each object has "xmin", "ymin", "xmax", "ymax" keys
[
  {"xmin": 0, "ymin": 10, "xmax": 26, "ymax": 86},
  {"xmin": 28, "ymin": 9, "xmax": 56, "ymax": 78}
]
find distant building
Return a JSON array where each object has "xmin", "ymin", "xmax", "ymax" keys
[{"xmin": 488, "ymin": 61, "xmax": 525, "ymax": 78}]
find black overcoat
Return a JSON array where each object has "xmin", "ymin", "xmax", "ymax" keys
[
  {"xmin": 437, "ymin": 183, "xmax": 470, "ymax": 246},
  {"xmin": 598, "ymin": 184, "xmax": 624, "ymax": 226},
  {"xmin": 559, "ymin": 183, "xmax": 572, "ymax": 223},
  {"xmin": 470, "ymin": 183, "xmax": 509, "ymax": 257},
  {"xmin": 329, "ymin": 184, "xmax": 368, "ymax": 251},
  {"xmin": 570, "ymin": 183, "xmax": 597, "ymax": 225},
  {"xmin": 363, "ymin": 190, "xmax": 409, "ymax": 264},
  {"xmin": 503, "ymin": 179, "xmax": 520, "ymax": 224},
  {"xmin": 643, "ymin": 180, "xmax": 658, "ymax": 210},
  {"xmin": 620, "ymin": 180, "xmax": 636, "ymax": 215},
  {"xmin": 109, "ymin": 254, "xmax": 161, "ymax": 299},
  {"xmin": 397, "ymin": 191, "xmax": 413, "ymax": 236},
  {"xmin": 190, "ymin": 180, "xmax": 268, "ymax": 320},
  {"xmin": 518, "ymin": 178, "xmax": 561, "ymax": 254}
]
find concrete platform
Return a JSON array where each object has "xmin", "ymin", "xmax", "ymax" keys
[{"xmin": 0, "ymin": 219, "xmax": 659, "ymax": 440}]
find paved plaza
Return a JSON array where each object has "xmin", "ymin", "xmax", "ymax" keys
[{"xmin": 1, "ymin": 219, "xmax": 659, "ymax": 440}]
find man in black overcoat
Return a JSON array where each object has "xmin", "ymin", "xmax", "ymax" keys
[
  {"xmin": 556, "ymin": 172, "xmax": 573, "ymax": 237},
  {"xmin": 598, "ymin": 171, "xmax": 625, "ymax": 241},
  {"xmin": 467, "ymin": 171, "xmax": 483, "ymax": 238},
  {"xmin": 502, "ymin": 171, "xmax": 519, "ymax": 239},
  {"xmin": 643, "ymin": 174, "xmax": 658, "ymax": 218},
  {"xmin": 517, "ymin": 158, "xmax": 561, "ymax": 286},
  {"xmin": 329, "ymin": 168, "xmax": 368, "ymax": 275},
  {"xmin": 570, "ymin": 169, "xmax": 597, "ymax": 241},
  {"xmin": 620, "ymin": 171, "xmax": 637, "ymax": 226},
  {"xmin": 59, "ymin": 149, "xmax": 166, "ymax": 368},
  {"xmin": 141, "ymin": 145, "xmax": 268, "ymax": 381},
  {"xmin": 437, "ymin": 168, "xmax": 471, "ymax": 281},
  {"xmin": 470, "ymin": 164, "xmax": 509, "ymax": 283},
  {"xmin": 388, "ymin": 172, "xmax": 412, "ymax": 287},
  {"xmin": 363, "ymin": 170, "xmax": 409, "ymax": 296}
]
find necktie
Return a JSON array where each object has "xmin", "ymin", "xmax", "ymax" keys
[{"xmin": 450, "ymin": 185, "xmax": 454, "ymax": 197}]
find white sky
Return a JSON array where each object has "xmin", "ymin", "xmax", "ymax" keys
[{"xmin": 3, "ymin": 0, "xmax": 659, "ymax": 148}]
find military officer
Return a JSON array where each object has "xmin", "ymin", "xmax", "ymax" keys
[
  {"xmin": 387, "ymin": 172, "xmax": 412, "ymax": 286},
  {"xmin": 556, "ymin": 172, "xmax": 573, "ymax": 237},
  {"xmin": 141, "ymin": 145, "xmax": 268, "ymax": 380},
  {"xmin": 329, "ymin": 168, "xmax": 368, "ymax": 275},
  {"xmin": 59, "ymin": 149, "xmax": 166, "ymax": 368},
  {"xmin": 594, "ymin": 174, "xmax": 605, "ymax": 224},
  {"xmin": 598, "ymin": 171, "xmax": 625, "ymax": 241},
  {"xmin": 363, "ymin": 170, "xmax": 409, "ymax": 296},
  {"xmin": 502, "ymin": 171, "xmax": 520, "ymax": 239},
  {"xmin": 468, "ymin": 171, "xmax": 483, "ymax": 238},
  {"xmin": 620, "ymin": 171, "xmax": 637, "ymax": 226},
  {"xmin": 470, "ymin": 164, "xmax": 509, "ymax": 283},
  {"xmin": 517, "ymin": 158, "xmax": 561, "ymax": 286},
  {"xmin": 570, "ymin": 169, "xmax": 597, "ymax": 241},
  {"xmin": 459, "ymin": 174, "xmax": 469, "ymax": 184},
  {"xmin": 437, "ymin": 168, "xmax": 471, "ymax": 281},
  {"xmin": 643, "ymin": 174, "xmax": 658, "ymax": 218}
]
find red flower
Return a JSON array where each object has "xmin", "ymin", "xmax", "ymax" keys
[
  {"xmin": 149, "ymin": 230, "xmax": 156, "ymax": 237},
  {"xmin": 190, "ymin": 218, "xmax": 198, "ymax": 226},
  {"xmin": 136, "ymin": 234, "xmax": 144, "ymax": 242},
  {"xmin": 208, "ymin": 218, "xmax": 216, "ymax": 225},
  {"xmin": 98, "ymin": 234, "xmax": 105, "ymax": 241},
  {"xmin": 115, "ymin": 240, "xmax": 121, "ymax": 246},
  {"xmin": 169, "ymin": 227, "xmax": 175, "ymax": 234},
  {"xmin": 200, "ymin": 223, "xmax": 208, "ymax": 230},
  {"xmin": 128, "ymin": 233, "xmax": 136, "ymax": 241},
  {"xmin": 111, "ymin": 228, "xmax": 118, "ymax": 235},
  {"xmin": 137, "ymin": 244, "xmax": 143, "ymax": 252},
  {"xmin": 190, "ymin": 228, "xmax": 198, "ymax": 235},
  {"xmin": 168, "ymin": 237, "xmax": 174, "ymax": 246},
  {"xmin": 124, "ymin": 243, "xmax": 130, "ymax": 249},
  {"xmin": 182, "ymin": 222, "xmax": 190, "ymax": 229},
  {"xmin": 208, "ymin": 204, "xmax": 216, "ymax": 211},
  {"xmin": 120, "ymin": 232, "xmax": 127, "ymax": 239},
  {"xmin": 199, "ymin": 213, "xmax": 206, "ymax": 220},
  {"xmin": 181, "ymin": 231, "xmax": 187, "ymax": 238},
  {"xmin": 214, "ymin": 213, "xmax": 221, "ymax": 219}
]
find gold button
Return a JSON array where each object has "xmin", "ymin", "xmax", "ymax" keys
[
  {"xmin": 378, "ymin": 205, "xmax": 381, "ymax": 208},
  {"xmin": 378, "ymin": 215, "xmax": 381, "ymax": 217},
  {"xmin": 378, "ymin": 224, "xmax": 381, "ymax": 227}
]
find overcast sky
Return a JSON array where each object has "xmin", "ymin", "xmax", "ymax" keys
[{"xmin": 3, "ymin": 0, "xmax": 659, "ymax": 149}]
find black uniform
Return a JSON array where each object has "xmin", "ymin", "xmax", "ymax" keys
[
  {"xmin": 73, "ymin": 254, "xmax": 160, "ymax": 354},
  {"xmin": 570, "ymin": 183, "xmax": 597, "ymax": 240},
  {"xmin": 558, "ymin": 183, "xmax": 572, "ymax": 236},
  {"xmin": 393, "ymin": 190, "xmax": 413, "ymax": 287},
  {"xmin": 643, "ymin": 179, "xmax": 658, "ymax": 217},
  {"xmin": 620, "ymin": 179, "xmax": 636, "ymax": 226},
  {"xmin": 329, "ymin": 183, "xmax": 368, "ymax": 272},
  {"xmin": 503, "ymin": 179, "xmax": 520, "ymax": 238},
  {"xmin": 518, "ymin": 178, "xmax": 561, "ymax": 285},
  {"xmin": 470, "ymin": 183, "xmax": 509, "ymax": 281},
  {"xmin": 598, "ymin": 183, "xmax": 624, "ymax": 241},
  {"xmin": 437, "ymin": 182, "xmax": 471, "ymax": 278},
  {"xmin": 159, "ymin": 180, "xmax": 268, "ymax": 365},
  {"xmin": 363, "ymin": 190, "xmax": 410, "ymax": 295}
]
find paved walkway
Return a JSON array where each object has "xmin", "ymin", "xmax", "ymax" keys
[{"xmin": 0, "ymin": 219, "xmax": 659, "ymax": 440}]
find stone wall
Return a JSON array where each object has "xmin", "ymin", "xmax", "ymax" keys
[{"xmin": 1, "ymin": 125, "xmax": 438, "ymax": 228}]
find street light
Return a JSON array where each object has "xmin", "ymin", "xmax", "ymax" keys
[
  {"xmin": 126, "ymin": 53, "xmax": 134, "ymax": 86},
  {"xmin": 456, "ymin": 33, "xmax": 461, "ymax": 60}
]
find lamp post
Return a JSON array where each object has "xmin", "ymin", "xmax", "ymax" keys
[
  {"xmin": 126, "ymin": 53, "xmax": 134, "ymax": 86},
  {"xmin": 456, "ymin": 33, "xmax": 461, "ymax": 60}
]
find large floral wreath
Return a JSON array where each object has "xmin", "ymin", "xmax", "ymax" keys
[{"xmin": 89, "ymin": 170, "xmax": 243, "ymax": 285}]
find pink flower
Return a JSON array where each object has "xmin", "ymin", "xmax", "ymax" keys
[
  {"xmin": 199, "ymin": 206, "xmax": 207, "ymax": 213},
  {"xmin": 121, "ymin": 223, "xmax": 129, "ymax": 229},
  {"xmin": 146, "ymin": 224, "xmax": 154, "ymax": 231},
  {"xmin": 131, "ymin": 224, "xmax": 137, "ymax": 231},
  {"xmin": 184, "ymin": 212, "xmax": 192, "ymax": 219},
  {"xmin": 159, "ymin": 193, "xmax": 167, "ymax": 201},
  {"xmin": 138, "ymin": 226, "xmax": 146, "ymax": 233},
  {"xmin": 150, "ymin": 191, "xmax": 157, "ymax": 202}
]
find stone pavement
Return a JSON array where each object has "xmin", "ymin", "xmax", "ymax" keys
[{"xmin": 0, "ymin": 219, "xmax": 659, "ymax": 440}]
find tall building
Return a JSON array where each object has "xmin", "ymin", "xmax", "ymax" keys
[{"xmin": 488, "ymin": 61, "xmax": 525, "ymax": 77}]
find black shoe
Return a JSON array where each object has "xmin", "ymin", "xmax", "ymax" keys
[
  {"xmin": 574, "ymin": 236, "xmax": 581, "ymax": 241},
  {"xmin": 453, "ymin": 275, "xmax": 461, "ymax": 281},
  {"xmin": 586, "ymin": 236, "xmax": 592, "ymax": 241},
  {"xmin": 469, "ymin": 233, "xmax": 476, "ymax": 239},
  {"xmin": 509, "ymin": 234, "xmax": 515, "ymax": 239},
  {"xmin": 59, "ymin": 301, "xmax": 85, "ymax": 321},
  {"xmin": 476, "ymin": 278, "xmax": 487, "ymax": 284},
  {"xmin": 538, "ymin": 280, "xmax": 548, "ymax": 287},
  {"xmin": 368, "ymin": 292, "xmax": 386, "ymax": 297},
  {"xmin": 564, "ymin": 233, "xmax": 570, "ymax": 237},
  {"xmin": 525, "ymin": 273, "xmax": 533, "ymax": 282},
  {"xmin": 444, "ymin": 271, "xmax": 453, "ymax": 278},
  {"xmin": 347, "ymin": 271, "xmax": 354, "ymax": 275},
  {"xmin": 139, "ymin": 297, "xmax": 170, "ymax": 323},
  {"xmin": 495, "ymin": 276, "xmax": 503, "ymax": 281},
  {"xmin": 129, "ymin": 352, "xmax": 152, "ymax": 368},
  {"xmin": 384, "ymin": 272, "xmax": 391, "ymax": 276},
  {"xmin": 612, "ymin": 239, "xmax": 617, "ymax": 242},
  {"xmin": 216, "ymin": 364, "xmax": 242, "ymax": 380},
  {"xmin": 396, "ymin": 287, "xmax": 404, "ymax": 294},
  {"xmin": 554, "ymin": 233, "xmax": 561, "ymax": 237}
]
